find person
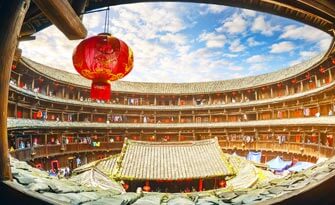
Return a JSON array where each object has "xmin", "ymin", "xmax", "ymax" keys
[
  {"xmin": 42, "ymin": 110, "xmax": 47, "ymax": 121},
  {"xmin": 243, "ymin": 113, "xmax": 248, "ymax": 121},
  {"xmin": 26, "ymin": 141, "xmax": 31, "ymax": 148},
  {"xmin": 19, "ymin": 140, "xmax": 25, "ymax": 149},
  {"xmin": 76, "ymin": 157, "xmax": 81, "ymax": 167},
  {"xmin": 315, "ymin": 112, "xmax": 321, "ymax": 117}
]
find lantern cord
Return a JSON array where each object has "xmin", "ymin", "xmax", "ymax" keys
[{"xmin": 104, "ymin": 6, "xmax": 110, "ymax": 33}]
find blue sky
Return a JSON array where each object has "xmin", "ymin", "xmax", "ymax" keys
[{"xmin": 20, "ymin": 2, "xmax": 332, "ymax": 82}]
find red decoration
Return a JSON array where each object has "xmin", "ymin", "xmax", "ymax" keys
[
  {"xmin": 305, "ymin": 72, "xmax": 311, "ymax": 80},
  {"xmin": 38, "ymin": 77, "xmax": 44, "ymax": 84},
  {"xmin": 73, "ymin": 33, "xmax": 134, "ymax": 101},
  {"xmin": 219, "ymin": 179, "xmax": 226, "ymax": 188},
  {"xmin": 332, "ymin": 58, "xmax": 335, "ymax": 65},
  {"xmin": 291, "ymin": 79, "xmax": 297, "ymax": 84},
  {"xmin": 277, "ymin": 83, "xmax": 282, "ymax": 88},
  {"xmin": 123, "ymin": 183, "xmax": 129, "ymax": 191},
  {"xmin": 11, "ymin": 65, "xmax": 16, "ymax": 70},
  {"xmin": 143, "ymin": 181, "xmax": 151, "ymax": 192},
  {"xmin": 319, "ymin": 66, "xmax": 326, "ymax": 74},
  {"xmin": 232, "ymin": 91, "xmax": 237, "ymax": 96}
]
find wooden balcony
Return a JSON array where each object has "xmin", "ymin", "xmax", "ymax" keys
[{"xmin": 10, "ymin": 142, "xmax": 124, "ymax": 161}]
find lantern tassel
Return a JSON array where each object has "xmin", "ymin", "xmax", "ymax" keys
[{"xmin": 91, "ymin": 81, "xmax": 111, "ymax": 101}]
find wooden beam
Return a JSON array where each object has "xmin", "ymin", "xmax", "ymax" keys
[
  {"xmin": 13, "ymin": 48, "xmax": 22, "ymax": 63},
  {"xmin": 18, "ymin": 35, "xmax": 36, "ymax": 41},
  {"xmin": 33, "ymin": 0, "xmax": 87, "ymax": 40},
  {"xmin": 71, "ymin": 0, "xmax": 88, "ymax": 20},
  {"xmin": 19, "ymin": 25, "xmax": 35, "ymax": 37},
  {"xmin": 0, "ymin": 0, "xmax": 31, "ymax": 181}
]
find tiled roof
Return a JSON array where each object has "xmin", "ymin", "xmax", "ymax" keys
[
  {"xmin": 20, "ymin": 53, "xmax": 325, "ymax": 94},
  {"xmin": 115, "ymin": 138, "xmax": 234, "ymax": 180},
  {"xmin": 10, "ymin": 79, "xmax": 335, "ymax": 110},
  {"xmin": 70, "ymin": 168, "xmax": 125, "ymax": 192},
  {"xmin": 8, "ymin": 116, "xmax": 335, "ymax": 130}
]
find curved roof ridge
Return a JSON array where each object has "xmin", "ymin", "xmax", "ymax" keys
[
  {"xmin": 126, "ymin": 138, "xmax": 217, "ymax": 146},
  {"xmin": 20, "ymin": 53, "xmax": 325, "ymax": 94}
]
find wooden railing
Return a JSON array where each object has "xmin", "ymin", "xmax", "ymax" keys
[
  {"xmin": 10, "ymin": 142, "xmax": 124, "ymax": 161},
  {"xmin": 10, "ymin": 140, "xmax": 335, "ymax": 161}
]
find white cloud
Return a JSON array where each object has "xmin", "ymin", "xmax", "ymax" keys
[
  {"xmin": 18, "ymin": 2, "xmax": 325, "ymax": 83},
  {"xmin": 249, "ymin": 63, "xmax": 267, "ymax": 72},
  {"xmin": 199, "ymin": 4, "xmax": 227, "ymax": 14},
  {"xmin": 160, "ymin": 33, "xmax": 187, "ymax": 46},
  {"xmin": 217, "ymin": 13, "xmax": 247, "ymax": 34},
  {"xmin": 270, "ymin": 41, "xmax": 295, "ymax": 53},
  {"xmin": 242, "ymin": 9, "xmax": 256, "ymax": 17},
  {"xmin": 247, "ymin": 37, "xmax": 263, "ymax": 47},
  {"xmin": 280, "ymin": 25, "xmax": 329, "ymax": 42},
  {"xmin": 251, "ymin": 16, "xmax": 280, "ymax": 36},
  {"xmin": 299, "ymin": 51, "xmax": 318, "ymax": 59},
  {"xmin": 229, "ymin": 39, "xmax": 246, "ymax": 52},
  {"xmin": 319, "ymin": 38, "xmax": 332, "ymax": 51},
  {"xmin": 280, "ymin": 25, "xmax": 331, "ymax": 51},
  {"xmin": 199, "ymin": 32, "xmax": 226, "ymax": 48},
  {"xmin": 246, "ymin": 55, "xmax": 266, "ymax": 63}
]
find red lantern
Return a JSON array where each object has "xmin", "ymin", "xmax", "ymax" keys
[
  {"xmin": 11, "ymin": 64, "xmax": 16, "ymax": 70},
  {"xmin": 219, "ymin": 179, "xmax": 226, "ymax": 188},
  {"xmin": 123, "ymin": 183, "xmax": 129, "ymax": 191},
  {"xmin": 73, "ymin": 33, "xmax": 134, "ymax": 101},
  {"xmin": 277, "ymin": 83, "xmax": 282, "ymax": 88},
  {"xmin": 291, "ymin": 79, "xmax": 297, "ymax": 84},
  {"xmin": 143, "ymin": 181, "xmax": 151, "ymax": 192},
  {"xmin": 332, "ymin": 58, "xmax": 335, "ymax": 65}
]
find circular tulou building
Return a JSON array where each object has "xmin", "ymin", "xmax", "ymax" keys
[{"xmin": 1, "ymin": 0, "xmax": 335, "ymax": 205}]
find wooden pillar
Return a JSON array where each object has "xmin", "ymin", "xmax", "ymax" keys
[
  {"xmin": 285, "ymin": 85, "xmax": 289, "ymax": 95},
  {"xmin": 178, "ymin": 111, "xmax": 181, "ymax": 123},
  {"xmin": 328, "ymin": 69, "xmax": 332, "ymax": 82},
  {"xmin": 0, "ymin": 0, "xmax": 30, "ymax": 181},
  {"xmin": 31, "ymin": 79, "xmax": 35, "ymax": 90},
  {"xmin": 270, "ymin": 87, "xmax": 273, "ymax": 98},
  {"xmin": 177, "ymin": 96, "xmax": 180, "ymax": 106},
  {"xmin": 17, "ymin": 74, "xmax": 21, "ymax": 87},
  {"xmin": 14, "ymin": 104, "xmax": 18, "ymax": 118},
  {"xmin": 198, "ymin": 178, "xmax": 203, "ymax": 191},
  {"xmin": 300, "ymin": 81, "xmax": 304, "ymax": 92},
  {"xmin": 315, "ymin": 75, "xmax": 318, "ymax": 87},
  {"xmin": 208, "ymin": 95, "xmax": 212, "ymax": 104},
  {"xmin": 154, "ymin": 96, "xmax": 157, "ymax": 106},
  {"xmin": 255, "ymin": 91, "xmax": 258, "ymax": 100},
  {"xmin": 62, "ymin": 87, "xmax": 65, "ymax": 98},
  {"xmin": 46, "ymin": 84, "xmax": 50, "ymax": 96}
]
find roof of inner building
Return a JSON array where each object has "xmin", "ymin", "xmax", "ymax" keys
[
  {"xmin": 20, "ymin": 52, "xmax": 327, "ymax": 94},
  {"xmin": 115, "ymin": 138, "xmax": 235, "ymax": 180}
]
